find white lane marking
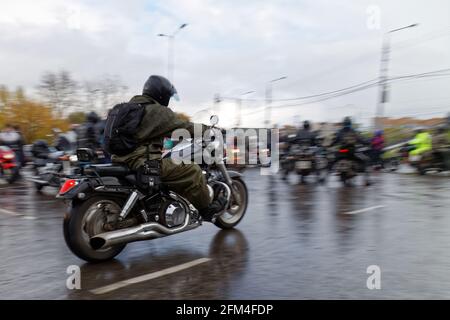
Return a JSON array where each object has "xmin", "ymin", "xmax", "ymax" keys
[
  {"xmin": 90, "ymin": 257, "xmax": 212, "ymax": 295},
  {"xmin": 22, "ymin": 216, "xmax": 37, "ymax": 220},
  {"xmin": 343, "ymin": 205, "xmax": 385, "ymax": 215},
  {"xmin": 0, "ymin": 208, "xmax": 20, "ymax": 216},
  {"xmin": 0, "ymin": 208, "xmax": 36, "ymax": 220}
]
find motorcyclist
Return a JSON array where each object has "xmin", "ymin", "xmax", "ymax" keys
[
  {"xmin": 52, "ymin": 128, "xmax": 72, "ymax": 152},
  {"xmin": 77, "ymin": 111, "xmax": 101, "ymax": 150},
  {"xmin": 371, "ymin": 130, "xmax": 385, "ymax": 168},
  {"xmin": 112, "ymin": 75, "xmax": 227, "ymax": 221},
  {"xmin": 65, "ymin": 124, "xmax": 78, "ymax": 151},
  {"xmin": 0, "ymin": 124, "xmax": 23, "ymax": 168},
  {"xmin": 293, "ymin": 120, "xmax": 317, "ymax": 146},
  {"xmin": 408, "ymin": 127, "xmax": 432, "ymax": 157},
  {"xmin": 329, "ymin": 116, "xmax": 371, "ymax": 185}
]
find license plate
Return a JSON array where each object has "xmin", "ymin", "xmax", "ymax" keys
[{"xmin": 296, "ymin": 161, "xmax": 311, "ymax": 169}]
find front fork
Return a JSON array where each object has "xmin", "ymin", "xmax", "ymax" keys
[{"xmin": 216, "ymin": 162, "xmax": 241, "ymax": 204}]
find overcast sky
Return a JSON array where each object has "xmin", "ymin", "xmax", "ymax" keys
[{"xmin": 0, "ymin": 0, "xmax": 449, "ymax": 128}]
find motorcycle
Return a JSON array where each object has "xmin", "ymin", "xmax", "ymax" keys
[
  {"xmin": 282, "ymin": 141, "xmax": 327, "ymax": 183},
  {"xmin": 28, "ymin": 141, "xmax": 75, "ymax": 191},
  {"xmin": 58, "ymin": 115, "xmax": 249, "ymax": 262},
  {"xmin": 405, "ymin": 145, "xmax": 450, "ymax": 175},
  {"xmin": 334, "ymin": 145, "xmax": 370, "ymax": 186},
  {"xmin": 0, "ymin": 146, "xmax": 20, "ymax": 184}
]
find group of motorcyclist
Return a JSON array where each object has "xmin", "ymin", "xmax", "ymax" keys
[
  {"xmin": 279, "ymin": 115, "xmax": 450, "ymax": 184},
  {"xmin": 0, "ymin": 110, "xmax": 108, "ymax": 184},
  {"xmin": 280, "ymin": 116, "xmax": 375, "ymax": 185}
]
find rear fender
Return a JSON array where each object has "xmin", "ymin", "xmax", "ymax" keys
[
  {"xmin": 56, "ymin": 180, "xmax": 92, "ymax": 200},
  {"xmin": 227, "ymin": 170, "xmax": 243, "ymax": 179}
]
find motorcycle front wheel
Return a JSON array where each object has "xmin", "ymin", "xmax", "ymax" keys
[
  {"xmin": 63, "ymin": 196, "xmax": 127, "ymax": 262},
  {"xmin": 214, "ymin": 177, "xmax": 248, "ymax": 230}
]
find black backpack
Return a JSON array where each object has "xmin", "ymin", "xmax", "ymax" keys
[{"xmin": 103, "ymin": 102, "xmax": 145, "ymax": 156}]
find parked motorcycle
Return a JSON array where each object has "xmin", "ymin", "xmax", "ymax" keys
[
  {"xmin": 0, "ymin": 146, "xmax": 20, "ymax": 184},
  {"xmin": 58, "ymin": 116, "xmax": 249, "ymax": 262}
]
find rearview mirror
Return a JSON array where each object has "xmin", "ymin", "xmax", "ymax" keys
[{"xmin": 210, "ymin": 115, "xmax": 219, "ymax": 126}]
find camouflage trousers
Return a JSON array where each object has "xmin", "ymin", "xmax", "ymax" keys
[{"xmin": 113, "ymin": 149, "xmax": 211, "ymax": 210}]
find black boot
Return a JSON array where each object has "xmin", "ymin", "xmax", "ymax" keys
[{"xmin": 200, "ymin": 194, "xmax": 228, "ymax": 222}]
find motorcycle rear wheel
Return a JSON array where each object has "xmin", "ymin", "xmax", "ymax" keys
[{"xmin": 63, "ymin": 196, "xmax": 127, "ymax": 262}]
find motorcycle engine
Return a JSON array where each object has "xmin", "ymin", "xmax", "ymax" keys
[
  {"xmin": 158, "ymin": 200, "xmax": 187, "ymax": 227},
  {"xmin": 337, "ymin": 159, "xmax": 353, "ymax": 173}
]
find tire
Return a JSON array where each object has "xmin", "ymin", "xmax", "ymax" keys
[
  {"xmin": 63, "ymin": 195, "xmax": 127, "ymax": 262},
  {"xmin": 300, "ymin": 174, "xmax": 306, "ymax": 184},
  {"xmin": 214, "ymin": 178, "xmax": 248, "ymax": 230},
  {"xmin": 5, "ymin": 167, "xmax": 20, "ymax": 184},
  {"xmin": 35, "ymin": 182, "xmax": 44, "ymax": 192},
  {"xmin": 340, "ymin": 172, "xmax": 350, "ymax": 186}
]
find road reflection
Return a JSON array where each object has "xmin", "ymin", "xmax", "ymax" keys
[{"xmin": 68, "ymin": 229, "xmax": 248, "ymax": 299}]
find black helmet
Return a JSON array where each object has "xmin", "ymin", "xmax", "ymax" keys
[
  {"xmin": 303, "ymin": 120, "xmax": 311, "ymax": 130},
  {"xmin": 143, "ymin": 75, "xmax": 177, "ymax": 106},
  {"xmin": 86, "ymin": 111, "xmax": 100, "ymax": 124},
  {"xmin": 33, "ymin": 139, "xmax": 49, "ymax": 149},
  {"xmin": 343, "ymin": 116, "xmax": 352, "ymax": 128}
]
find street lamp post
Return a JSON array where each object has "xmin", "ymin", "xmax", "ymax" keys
[
  {"xmin": 375, "ymin": 23, "xmax": 418, "ymax": 129},
  {"xmin": 158, "ymin": 23, "xmax": 188, "ymax": 82},
  {"xmin": 235, "ymin": 90, "xmax": 255, "ymax": 127},
  {"xmin": 265, "ymin": 76, "xmax": 287, "ymax": 128}
]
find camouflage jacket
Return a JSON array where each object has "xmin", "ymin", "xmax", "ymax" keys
[{"xmin": 112, "ymin": 94, "xmax": 207, "ymax": 169}]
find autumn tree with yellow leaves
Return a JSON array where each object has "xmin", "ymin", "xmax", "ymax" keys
[{"xmin": 0, "ymin": 86, "xmax": 69, "ymax": 144}]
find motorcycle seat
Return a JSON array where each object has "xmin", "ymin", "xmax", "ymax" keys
[{"xmin": 85, "ymin": 164, "xmax": 132, "ymax": 177}]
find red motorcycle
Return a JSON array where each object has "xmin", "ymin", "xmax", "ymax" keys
[{"xmin": 0, "ymin": 146, "xmax": 20, "ymax": 184}]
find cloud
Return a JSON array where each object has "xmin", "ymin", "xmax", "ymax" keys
[{"xmin": 0, "ymin": 0, "xmax": 449, "ymax": 128}]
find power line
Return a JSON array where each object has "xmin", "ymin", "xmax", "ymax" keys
[
  {"xmin": 392, "ymin": 26, "xmax": 450, "ymax": 51},
  {"xmin": 239, "ymin": 68, "xmax": 450, "ymax": 115},
  {"xmin": 229, "ymin": 67, "xmax": 450, "ymax": 104}
]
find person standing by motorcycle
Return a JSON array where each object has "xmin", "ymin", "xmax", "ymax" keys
[
  {"xmin": 371, "ymin": 130, "xmax": 385, "ymax": 168},
  {"xmin": 111, "ymin": 75, "xmax": 227, "ymax": 221},
  {"xmin": 329, "ymin": 116, "xmax": 371, "ymax": 185}
]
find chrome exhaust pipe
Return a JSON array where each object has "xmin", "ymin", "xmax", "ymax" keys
[
  {"xmin": 89, "ymin": 212, "xmax": 199, "ymax": 250},
  {"xmin": 27, "ymin": 178, "xmax": 49, "ymax": 185}
]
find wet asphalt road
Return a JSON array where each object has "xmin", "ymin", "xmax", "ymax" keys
[{"xmin": 1, "ymin": 169, "xmax": 450, "ymax": 299}]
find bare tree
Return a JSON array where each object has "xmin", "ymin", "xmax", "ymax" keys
[
  {"xmin": 83, "ymin": 81, "xmax": 101, "ymax": 113},
  {"xmin": 38, "ymin": 70, "xmax": 79, "ymax": 117},
  {"xmin": 97, "ymin": 74, "xmax": 128, "ymax": 115}
]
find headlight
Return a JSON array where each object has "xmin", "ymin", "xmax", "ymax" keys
[
  {"xmin": 3, "ymin": 153, "xmax": 14, "ymax": 160},
  {"xmin": 69, "ymin": 155, "xmax": 78, "ymax": 162}
]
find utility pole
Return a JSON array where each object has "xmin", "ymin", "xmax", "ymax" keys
[
  {"xmin": 235, "ymin": 90, "xmax": 255, "ymax": 127},
  {"xmin": 157, "ymin": 23, "xmax": 188, "ymax": 82},
  {"xmin": 265, "ymin": 76, "xmax": 287, "ymax": 128},
  {"xmin": 375, "ymin": 23, "xmax": 418, "ymax": 130}
]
